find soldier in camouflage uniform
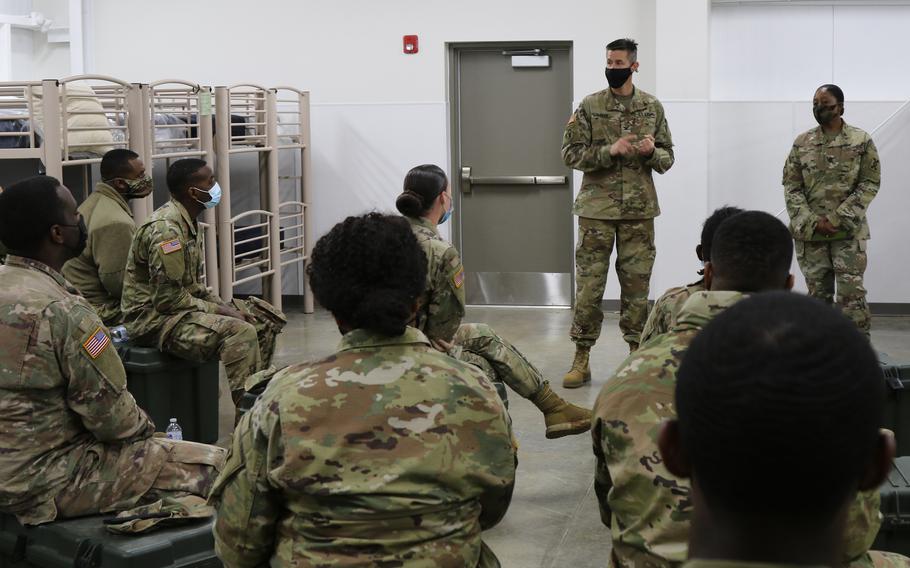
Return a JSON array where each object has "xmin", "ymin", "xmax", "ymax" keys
[
  {"xmin": 211, "ymin": 213, "xmax": 516, "ymax": 567},
  {"xmin": 639, "ymin": 206, "xmax": 742, "ymax": 346},
  {"xmin": 396, "ymin": 164, "xmax": 591, "ymax": 440},
  {"xmin": 0, "ymin": 176, "xmax": 225, "ymax": 525},
  {"xmin": 121, "ymin": 159, "xmax": 286, "ymax": 408},
  {"xmin": 63, "ymin": 149, "xmax": 153, "ymax": 327},
  {"xmin": 563, "ymin": 38, "xmax": 674, "ymax": 388},
  {"xmin": 783, "ymin": 84, "xmax": 880, "ymax": 336},
  {"xmin": 593, "ymin": 212, "xmax": 893, "ymax": 568},
  {"xmin": 661, "ymin": 293, "xmax": 904, "ymax": 568}
]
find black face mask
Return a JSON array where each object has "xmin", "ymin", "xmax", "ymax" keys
[
  {"xmin": 60, "ymin": 217, "xmax": 88, "ymax": 258},
  {"xmin": 605, "ymin": 67, "xmax": 633, "ymax": 89},
  {"xmin": 813, "ymin": 104, "xmax": 840, "ymax": 126}
]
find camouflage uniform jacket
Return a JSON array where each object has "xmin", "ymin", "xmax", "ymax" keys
[
  {"xmin": 563, "ymin": 86, "xmax": 674, "ymax": 220},
  {"xmin": 121, "ymin": 199, "xmax": 222, "ymax": 344},
  {"xmin": 593, "ymin": 290, "xmax": 882, "ymax": 568},
  {"xmin": 407, "ymin": 215, "xmax": 466, "ymax": 343},
  {"xmin": 639, "ymin": 279, "xmax": 705, "ymax": 346},
  {"xmin": 62, "ymin": 183, "xmax": 135, "ymax": 326},
  {"xmin": 0, "ymin": 256, "xmax": 157, "ymax": 524},
  {"xmin": 211, "ymin": 326, "xmax": 516, "ymax": 567},
  {"xmin": 783, "ymin": 122, "xmax": 881, "ymax": 241}
]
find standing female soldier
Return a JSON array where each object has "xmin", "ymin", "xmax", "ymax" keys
[{"xmin": 396, "ymin": 164, "xmax": 591, "ymax": 439}]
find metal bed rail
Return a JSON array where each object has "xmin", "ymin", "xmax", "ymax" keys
[
  {"xmin": 230, "ymin": 209, "xmax": 276, "ymax": 287},
  {"xmin": 271, "ymin": 86, "xmax": 313, "ymax": 313},
  {"xmin": 0, "ymin": 80, "xmax": 43, "ymax": 160},
  {"xmin": 57, "ymin": 75, "xmax": 134, "ymax": 169},
  {"xmin": 277, "ymin": 201, "xmax": 307, "ymax": 268}
]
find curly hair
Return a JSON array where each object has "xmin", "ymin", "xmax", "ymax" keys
[{"xmin": 308, "ymin": 213, "xmax": 428, "ymax": 336}]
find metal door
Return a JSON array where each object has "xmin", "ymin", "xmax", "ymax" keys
[{"xmin": 450, "ymin": 43, "xmax": 573, "ymax": 306}]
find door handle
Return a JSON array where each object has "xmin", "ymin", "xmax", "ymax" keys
[{"xmin": 460, "ymin": 166, "xmax": 567, "ymax": 194}]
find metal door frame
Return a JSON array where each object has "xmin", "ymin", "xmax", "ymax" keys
[{"xmin": 446, "ymin": 41, "xmax": 575, "ymax": 306}]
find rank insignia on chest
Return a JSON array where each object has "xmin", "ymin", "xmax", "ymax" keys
[
  {"xmin": 453, "ymin": 267, "xmax": 465, "ymax": 289},
  {"xmin": 83, "ymin": 327, "xmax": 110, "ymax": 359},
  {"xmin": 159, "ymin": 239, "xmax": 183, "ymax": 254}
]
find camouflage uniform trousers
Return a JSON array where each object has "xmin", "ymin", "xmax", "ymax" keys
[
  {"xmin": 572, "ymin": 217, "xmax": 655, "ymax": 348},
  {"xmin": 54, "ymin": 438, "xmax": 226, "ymax": 518},
  {"xmin": 795, "ymin": 238, "xmax": 870, "ymax": 335},
  {"xmin": 161, "ymin": 297, "xmax": 287, "ymax": 402},
  {"xmin": 452, "ymin": 323, "xmax": 545, "ymax": 405}
]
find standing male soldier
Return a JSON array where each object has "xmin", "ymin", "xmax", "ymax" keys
[
  {"xmin": 63, "ymin": 149, "xmax": 153, "ymax": 327},
  {"xmin": 121, "ymin": 159, "xmax": 287, "ymax": 409},
  {"xmin": 0, "ymin": 176, "xmax": 224, "ymax": 525},
  {"xmin": 783, "ymin": 84, "xmax": 880, "ymax": 337},
  {"xmin": 562, "ymin": 37, "xmax": 674, "ymax": 388}
]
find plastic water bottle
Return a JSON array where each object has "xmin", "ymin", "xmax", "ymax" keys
[
  {"xmin": 166, "ymin": 418, "xmax": 183, "ymax": 441},
  {"xmin": 110, "ymin": 325, "xmax": 129, "ymax": 344}
]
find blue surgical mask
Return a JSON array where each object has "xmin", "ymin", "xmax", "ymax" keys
[
  {"xmin": 438, "ymin": 193, "xmax": 453, "ymax": 225},
  {"xmin": 193, "ymin": 182, "xmax": 222, "ymax": 209}
]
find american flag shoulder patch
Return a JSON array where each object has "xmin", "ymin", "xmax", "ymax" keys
[
  {"xmin": 159, "ymin": 239, "xmax": 183, "ymax": 255},
  {"xmin": 82, "ymin": 327, "xmax": 111, "ymax": 359},
  {"xmin": 453, "ymin": 266, "xmax": 465, "ymax": 289}
]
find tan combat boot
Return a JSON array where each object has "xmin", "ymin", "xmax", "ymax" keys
[
  {"xmin": 530, "ymin": 382, "xmax": 592, "ymax": 439},
  {"xmin": 562, "ymin": 346, "xmax": 591, "ymax": 388}
]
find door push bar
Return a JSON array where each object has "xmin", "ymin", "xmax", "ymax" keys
[{"xmin": 460, "ymin": 166, "xmax": 567, "ymax": 194}]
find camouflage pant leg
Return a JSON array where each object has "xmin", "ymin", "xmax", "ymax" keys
[
  {"xmin": 454, "ymin": 323, "xmax": 544, "ymax": 399},
  {"xmin": 231, "ymin": 296, "xmax": 288, "ymax": 368},
  {"xmin": 457, "ymin": 348, "xmax": 509, "ymax": 407},
  {"xmin": 571, "ymin": 217, "xmax": 618, "ymax": 347},
  {"xmin": 614, "ymin": 219, "xmax": 655, "ymax": 347},
  {"xmin": 54, "ymin": 437, "xmax": 226, "ymax": 518},
  {"xmin": 832, "ymin": 239, "xmax": 871, "ymax": 335},
  {"xmin": 141, "ymin": 439, "xmax": 228, "ymax": 502},
  {"xmin": 95, "ymin": 301, "xmax": 124, "ymax": 329},
  {"xmin": 795, "ymin": 240, "xmax": 836, "ymax": 304},
  {"xmin": 796, "ymin": 240, "xmax": 870, "ymax": 335},
  {"xmin": 162, "ymin": 312, "xmax": 261, "ymax": 396}
]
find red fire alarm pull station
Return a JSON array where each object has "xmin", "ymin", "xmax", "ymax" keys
[{"xmin": 403, "ymin": 35, "xmax": 418, "ymax": 54}]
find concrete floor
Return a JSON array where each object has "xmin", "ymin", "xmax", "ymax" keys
[{"xmin": 217, "ymin": 306, "xmax": 910, "ymax": 568}]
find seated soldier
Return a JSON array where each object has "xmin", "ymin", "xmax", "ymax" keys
[
  {"xmin": 0, "ymin": 176, "xmax": 225, "ymax": 525},
  {"xmin": 211, "ymin": 213, "xmax": 516, "ymax": 567},
  {"xmin": 120, "ymin": 159, "xmax": 287, "ymax": 408},
  {"xmin": 638, "ymin": 206, "xmax": 743, "ymax": 345},
  {"xmin": 396, "ymin": 164, "xmax": 591, "ymax": 439},
  {"xmin": 592, "ymin": 210, "xmax": 887, "ymax": 568},
  {"xmin": 660, "ymin": 292, "xmax": 906, "ymax": 568},
  {"xmin": 63, "ymin": 149, "xmax": 153, "ymax": 327}
]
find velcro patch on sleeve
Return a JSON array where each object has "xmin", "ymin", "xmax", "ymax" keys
[
  {"xmin": 453, "ymin": 266, "xmax": 465, "ymax": 289},
  {"xmin": 159, "ymin": 239, "xmax": 183, "ymax": 255},
  {"xmin": 82, "ymin": 326, "xmax": 111, "ymax": 359}
]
